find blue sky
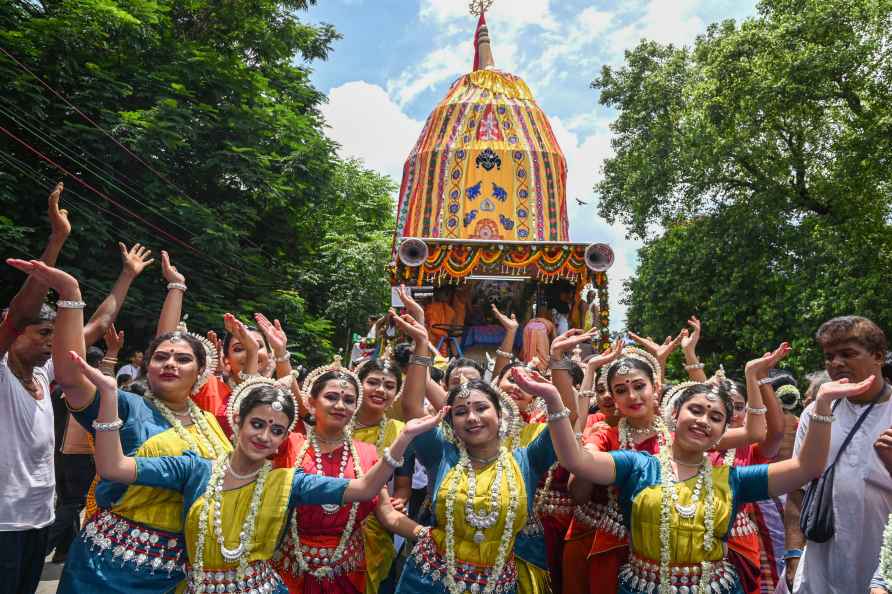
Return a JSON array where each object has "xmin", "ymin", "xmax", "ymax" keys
[{"xmin": 303, "ymin": 0, "xmax": 758, "ymax": 329}]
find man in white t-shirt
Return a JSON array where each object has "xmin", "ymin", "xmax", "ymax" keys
[
  {"xmin": 0, "ymin": 183, "xmax": 70, "ymax": 594},
  {"xmin": 0, "ymin": 304, "xmax": 58, "ymax": 594},
  {"xmin": 787, "ymin": 315, "xmax": 892, "ymax": 594}
]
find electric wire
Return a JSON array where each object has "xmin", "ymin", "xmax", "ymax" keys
[{"xmin": 0, "ymin": 46, "xmax": 287, "ymax": 265}]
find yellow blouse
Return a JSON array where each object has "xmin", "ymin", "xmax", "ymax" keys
[
  {"xmin": 630, "ymin": 465, "xmax": 733, "ymax": 563},
  {"xmin": 432, "ymin": 454, "xmax": 529, "ymax": 565},
  {"xmin": 112, "ymin": 412, "xmax": 231, "ymax": 532}
]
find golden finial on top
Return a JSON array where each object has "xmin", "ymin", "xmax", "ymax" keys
[{"xmin": 469, "ymin": 0, "xmax": 495, "ymax": 16}]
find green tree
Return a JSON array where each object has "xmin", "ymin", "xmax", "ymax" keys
[
  {"xmin": 0, "ymin": 1, "xmax": 395, "ymax": 364},
  {"xmin": 595, "ymin": 0, "xmax": 892, "ymax": 377}
]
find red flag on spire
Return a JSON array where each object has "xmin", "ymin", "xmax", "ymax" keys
[{"xmin": 472, "ymin": 12, "xmax": 487, "ymax": 71}]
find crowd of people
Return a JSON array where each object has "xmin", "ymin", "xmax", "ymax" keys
[{"xmin": 3, "ymin": 183, "xmax": 892, "ymax": 594}]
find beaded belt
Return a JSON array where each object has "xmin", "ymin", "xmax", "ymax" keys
[
  {"xmin": 183, "ymin": 561, "xmax": 282, "ymax": 594},
  {"xmin": 596, "ymin": 496, "xmax": 626, "ymax": 538},
  {"xmin": 573, "ymin": 502, "xmax": 607, "ymax": 529},
  {"xmin": 729, "ymin": 511, "xmax": 758, "ymax": 538},
  {"xmin": 534, "ymin": 488, "xmax": 575, "ymax": 517},
  {"xmin": 411, "ymin": 532, "xmax": 517, "ymax": 594},
  {"xmin": 619, "ymin": 553, "xmax": 737, "ymax": 594},
  {"xmin": 81, "ymin": 509, "xmax": 185, "ymax": 577},
  {"xmin": 276, "ymin": 527, "xmax": 364, "ymax": 578}
]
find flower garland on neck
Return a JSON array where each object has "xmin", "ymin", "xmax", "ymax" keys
[
  {"xmin": 147, "ymin": 391, "xmax": 228, "ymax": 458},
  {"xmin": 881, "ymin": 515, "xmax": 892, "ymax": 584},
  {"xmin": 193, "ymin": 453, "xmax": 271, "ymax": 584},
  {"xmin": 443, "ymin": 443, "xmax": 519, "ymax": 594},
  {"xmin": 656, "ymin": 442, "xmax": 716, "ymax": 592},
  {"xmin": 618, "ymin": 416, "xmax": 671, "ymax": 450},
  {"xmin": 287, "ymin": 427, "xmax": 363, "ymax": 579}
]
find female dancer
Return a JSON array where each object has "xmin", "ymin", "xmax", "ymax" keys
[
  {"xmin": 74, "ymin": 350, "xmax": 443, "ymax": 594},
  {"xmin": 274, "ymin": 358, "xmax": 423, "ymax": 594},
  {"xmin": 9, "ymin": 259, "xmax": 233, "ymax": 593},
  {"xmin": 567, "ymin": 340, "xmax": 775, "ymax": 594},
  {"xmin": 393, "ymin": 313, "xmax": 580, "ymax": 594},
  {"xmin": 353, "ymin": 357, "xmax": 415, "ymax": 594},
  {"xmin": 680, "ymin": 320, "xmax": 785, "ymax": 593},
  {"xmin": 514, "ymin": 355, "xmax": 875, "ymax": 594}
]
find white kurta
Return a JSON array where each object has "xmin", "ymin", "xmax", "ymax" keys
[{"xmin": 792, "ymin": 394, "xmax": 892, "ymax": 594}]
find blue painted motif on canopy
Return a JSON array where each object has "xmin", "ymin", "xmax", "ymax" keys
[
  {"xmin": 499, "ymin": 215, "xmax": 515, "ymax": 230},
  {"xmin": 466, "ymin": 182, "xmax": 482, "ymax": 200},
  {"xmin": 463, "ymin": 211, "xmax": 478, "ymax": 227},
  {"xmin": 491, "ymin": 183, "xmax": 508, "ymax": 202}
]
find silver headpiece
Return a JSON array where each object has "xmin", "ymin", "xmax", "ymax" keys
[
  {"xmin": 227, "ymin": 375, "xmax": 298, "ymax": 441},
  {"xmin": 605, "ymin": 346, "xmax": 663, "ymax": 381}
]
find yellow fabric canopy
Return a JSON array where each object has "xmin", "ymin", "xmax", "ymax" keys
[{"xmin": 394, "ymin": 69, "xmax": 569, "ymax": 243}]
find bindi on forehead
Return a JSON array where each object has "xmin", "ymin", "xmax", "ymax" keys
[{"xmin": 156, "ymin": 346, "xmax": 194, "ymax": 356}]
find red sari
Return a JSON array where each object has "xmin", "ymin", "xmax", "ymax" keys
[
  {"xmin": 584, "ymin": 426, "xmax": 663, "ymax": 594},
  {"xmin": 273, "ymin": 438, "xmax": 379, "ymax": 594}
]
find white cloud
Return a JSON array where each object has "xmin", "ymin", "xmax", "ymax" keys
[
  {"xmin": 386, "ymin": 43, "xmax": 468, "ymax": 107},
  {"xmin": 608, "ymin": 0, "xmax": 705, "ymax": 55},
  {"xmin": 321, "ymin": 81, "xmax": 423, "ymax": 181}
]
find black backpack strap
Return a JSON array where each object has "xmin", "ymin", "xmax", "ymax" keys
[{"xmin": 827, "ymin": 398, "xmax": 877, "ymax": 467}]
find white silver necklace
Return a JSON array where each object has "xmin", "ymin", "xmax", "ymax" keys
[
  {"xmin": 308, "ymin": 428, "xmax": 351, "ymax": 514},
  {"xmin": 667, "ymin": 457, "xmax": 707, "ymax": 519},
  {"xmin": 463, "ymin": 449, "xmax": 504, "ymax": 544}
]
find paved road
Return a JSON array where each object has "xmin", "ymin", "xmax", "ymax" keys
[{"xmin": 37, "ymin": 554, "xmax": 62, "ymax": 593}]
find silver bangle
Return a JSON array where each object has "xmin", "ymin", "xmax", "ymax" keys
[
  {"xmin": 495, "ymin": 349, "xmax": 514, "ymax": 359},
  {"xmin": 547, "ymin": 408, "xmax": 571, "ymax": 422},
  {"xmin": 57, "ymin": 300, "xmax": 86, "ymax": 310},
  {"xmin": 578, "ymin": 389, "xmax": 596, "ymax": 399},
  {"xmin": 167, "ymin": 282, "xmax": 187, "ymax": 292},
  {"xmin": 550, "ymin": 357, "xmax": 573, "ymax": 370},
  {"xmin": 757, "ymin": 377, "xmax": 774, "ymax": 385},
  {"xmin": 92, "ymin": 418, "xmax": 123, "ymax": 432},
  {"xmin": 409, "ymin": 354, "xmax": 433, "ymax": 367},
  {"xmin": 809, "ymin": 412, "xmax": 835, "ymax": 424},
  {"xmin": 275, "ymin": 351, "xmax": 291, "ymax": 363},
  {"xmin": 412, "ymin": 525, "xmax": 431, "ymax": 541},
  {"xmin": 684, "ymin": 362, "xmax": 705, "ymax": 370},
  {"xmin": 382, "ymin": 447, "xmax": 405, "ymax": 468},
  {"xmin": 746, "ymin": 405, "xmax": 768, "ymax": 415}
]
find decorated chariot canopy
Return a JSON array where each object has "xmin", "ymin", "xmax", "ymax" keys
[
  {"xmin": 389, "ymin": 1, "xmax": 613, "ymax": 348},
  {"xmin": 390, "ymin": 2, "xmax": 612, "ymax": 284}
]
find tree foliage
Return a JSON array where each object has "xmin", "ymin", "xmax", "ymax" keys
[
  {"xmin": 594, "ymin": 0, "xmax": 892, "ymax": 376},
  {"xmin": 0, "ymin": 0, "xmax": 395, "ymax": 364}
]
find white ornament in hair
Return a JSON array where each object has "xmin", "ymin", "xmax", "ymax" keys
[{"xmin": 226, "ymin": 375, "xmax": 298, "ymax": 440}]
